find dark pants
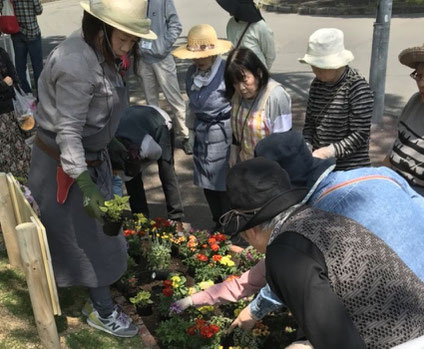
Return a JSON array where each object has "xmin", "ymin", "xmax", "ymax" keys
[
  {"xmin": 203, "ymin": 189, "xmax": 230, "ymax": 226},
  {"xmin": 11, "ymin": 32, "xmax": 43, "ymax": 93},
  {"xmin": 125, "ymin": 155, "xmax": 184, "ymax": 221}
]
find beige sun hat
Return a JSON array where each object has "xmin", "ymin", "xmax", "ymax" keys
[
  {"xmin": 298, "ymin": 28, "xmax": 354, "ymax": 69},
  {"xmin": 399, "ymin": 43, "xmax": 424, "ymax": 69},
  {"xmin": 172, "ymin": 24, "xmax": 233, "ymax": 60},
  {"xmin": 80, "ymin": 0, "xmax": 156, "ymax": 40}
]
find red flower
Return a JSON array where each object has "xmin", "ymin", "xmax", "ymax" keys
[
  {"xmin": 196, "ymin": 254, "xmax": 208, "ymax": 262},
  {"xmin": 187, "ymin": 325, "xmax": 197, "ymax": 336},
  {"xmin": 208, "ymin": 237, "xmax": 217, "ymax": 245},
  {"xmin": 202, "ymin": 244, "xmax": 208, "ymax": 249},
  {"xmin": 195, "ymin": 318, "xmax": 207, "ymax": 328},
  {"xmin": 162, "ymin": 287, "xmax": 173, "ymax": 297},
  {"xmin": 123, "ymin": 229, "xmax": 136, "ymax": 237},
  {"xmin": 215, "ymin": 233, "xmax": 227, "ymax": 242},
  {"xmin": 209, "ymin": 324, "xmax": 219, "ymax": 335},
  {"xmin": 210, "ymin": 244, "xmax": 220, "ymax": 252},
  {"xmin": 200, "ymin": 325, "xmax": 219, "ymax": 338},
  {"xmin": 212, "ymin": 254, "xmax": 222, "ymax": 262},
  {"xmin": 163, "ymin": 279, "xmax": 172, "ymax": 287}
]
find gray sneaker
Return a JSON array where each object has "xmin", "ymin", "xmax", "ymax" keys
[{"xmin": 87, "ymin": 308, "xmax": 138, "ymax": 338}]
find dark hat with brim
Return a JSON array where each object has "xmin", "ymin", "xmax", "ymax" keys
[
  {"xmin": 254, "ymin": 131, "xmax": 336, "ymax": 188},
  {"xmin": 220, "ymin": 157, "xmax": 308, "ymax": 236},
  {"xmin": 216, "ymin": 0, "xmax": 263, "ymax": 23},
  {"xmin": 399, "ymin": 43, "xmax": 424, "ymax": 69}
]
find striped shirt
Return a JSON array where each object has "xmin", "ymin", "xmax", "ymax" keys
[
  {"xmin": 390, "ymin": 93, "xmax": 424, "ymax": 188},
  {"xmin": 0, "ymin": 0, "xmax": 43, "ymax": 38},
  {"xmin": 303, "ymin": 66, "xmax": 374, "ymax": 170}
]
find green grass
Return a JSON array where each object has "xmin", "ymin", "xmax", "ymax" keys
[{"xmin": 0, "ymin": 240, "xmax": 145, "ymax": 348}]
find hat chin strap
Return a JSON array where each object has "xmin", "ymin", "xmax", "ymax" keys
[
  {"xmin": 102, "ymin": 23, "xmax": 118, "ymax": 60},
  {"xmin": 219, "ymin": 207, "xmax": 260, "ymax": 233}
]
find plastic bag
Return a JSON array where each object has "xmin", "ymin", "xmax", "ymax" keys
[{"xmin": 13, "ymin": 87, "xmax": 36, "ymax": 131}]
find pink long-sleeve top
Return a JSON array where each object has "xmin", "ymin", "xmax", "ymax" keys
[{"xmin": 190, "ymin": 259, "xmax": 266, "ymax": 306}]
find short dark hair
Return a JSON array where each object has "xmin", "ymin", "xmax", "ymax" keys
[
  {"xmin": 224, "ymin": 48, "xmax": 269, "ymax": 99},
  {"xmin": 81, "ymin": 11, "xmax": 140, "ymax": 73}
]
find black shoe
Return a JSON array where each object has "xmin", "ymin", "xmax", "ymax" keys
[{"xmin": 182, "ymin": 138, "xmax": 193, "ymax": 155}]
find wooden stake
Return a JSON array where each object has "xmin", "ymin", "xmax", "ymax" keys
[
  {"xmin": 0, "ymin": 173, "xmax": 22, "ymax": 268},
  {"xmin": 16, "ymin": 222, "xmax": 60, "ymax": 349}
]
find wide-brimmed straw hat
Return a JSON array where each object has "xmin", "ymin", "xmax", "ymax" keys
[
  {"xmin": 220, "ymin": 157, "xmax": 308, "ymax": 236},
  {"xmin": 299, "ymin": 28, "xmax": 354, "ymax": 69},
  {"xmin": 172, "ymin": 24, "xmax": 233, "ymax": 60},
  {"xmin": 80, "ymin": 0, "xmax": 156, "ymax": 40},
  {"xmin": 255, "ymin": 131, "xmax": 336, "ymax": 188},
  {"xmin": 216, "ymin": 0, "xmax": 263, "ymax": 23},
  {"xmin": 399, "ymin": 43, "xmax": 424, "ymax": 69}
]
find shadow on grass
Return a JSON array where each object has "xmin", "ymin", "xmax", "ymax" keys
[{"xmin": 66, "ymin": 328, "xmax": 144, "ymax": 349}]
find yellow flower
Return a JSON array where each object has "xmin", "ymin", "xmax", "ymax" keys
[
  {"xmin": 219, "ymin": 255, "xmax": 235, "ymax": 267},
  {"xmin": 198, "ymin": 280, "xmax": 214, "ymax": 290},
  {"xmin": 188, "ymin": 287, "xmax": 197, "ymax": 295},
  {"xmin": 233, "ymin": 308, "xmax": 241, "ymax": 317},
  {"xmin": 198, "ymin": 305, "xmax": 214, "ymax": 314},
  {"xmin": 171, "ymin": 275, "xmax": 181, "ymax": 287}
]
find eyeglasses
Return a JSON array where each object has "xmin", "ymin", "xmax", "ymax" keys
[{"xmin": 410, "ymin": 70, "xmax": 424, "ymax": 82}]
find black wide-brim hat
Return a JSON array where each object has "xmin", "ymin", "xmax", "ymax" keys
[
  {"xmin": 220, "ymin": 157, "xmax": 308, "ymax": 236},
  {"xmin": 216, "ymin": 0, "xmax": 263, "ymax": 23},
  {"xmin": 254, "ymin": 131, "xmax": 336, "ymax": 188}
]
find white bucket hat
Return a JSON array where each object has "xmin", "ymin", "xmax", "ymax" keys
[
  {"xmin": 298, "ymin": 28, "xmax": 354, "ymax": 69},
  {"xmin": 80, "ymin": 0, "xmax": 157, "ymax": 40}
]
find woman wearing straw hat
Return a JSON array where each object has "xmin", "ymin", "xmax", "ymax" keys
[
  {"xmin": 28, "ymin": 0, "xmax": 156, "ymax": 337},
  {"xmin": 385, "ymin": 44, "xmax": 424, "ymax": 196},
  {"xmin": 300, "ymin": 28, "xmax": 374, "ymax": 171},
  {"xmin": 173, "ymin": 24, "xmax": 233, "ymax": 231},
  {"xmin": 225, "ymin": 47, "xmax": 292, "ymax": 165}
]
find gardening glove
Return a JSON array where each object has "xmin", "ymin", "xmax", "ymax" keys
[
  {"xmin": 108, "ymin": 137, "xmax": 129, "ymax": 171},
  {"xmin": 75, "ymin": 171, "xmax": 105, "ymax": 221},
  {"xmin": 228, "ymin": 304, "xmax": 258, "ymax": 332},
  {"xmin": 285, "ymin": 340, "xmax": 314, "ymax": 349},
  {"xmin": 312, "ymin": 144, "xmax": 336, "ymax": 159},
  {"xmin": 169, "ymin": 296, "xmax": 193, "ymax": 314}
]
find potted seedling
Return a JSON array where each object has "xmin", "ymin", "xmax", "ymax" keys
[
  {"xmin": 100, "ymin": 194, "xmax": 132, "ymax": 236},
  {"xmin": 129, "ymin": 290, "xmax": 154, "ymax": 316}
]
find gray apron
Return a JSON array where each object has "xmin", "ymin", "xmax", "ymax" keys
[{"xmin": 28, "ymin": 64, "xmax": 129, "ymax": 288}]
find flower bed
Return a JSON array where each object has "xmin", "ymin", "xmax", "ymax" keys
[{"xmin": 117, "ymin": 214, "xmax": 298, "ymax": 349}]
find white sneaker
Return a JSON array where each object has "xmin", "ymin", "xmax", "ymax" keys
[{"xmin": 86, "ymin": 308, "xmax": 138, "ymax": 338}]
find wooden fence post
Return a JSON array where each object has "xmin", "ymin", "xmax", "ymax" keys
[
  {"xmin": 16, "ymin": 222, "xmax": 60, "ymax": 349},
  {"xmin": 0, "ymin": 173, "xmax": 22, "ymax": 268}
]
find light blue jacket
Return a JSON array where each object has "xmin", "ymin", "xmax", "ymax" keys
[{"xmin": 251, "ymin": 166, "xmax": 424, "ymax": 319}]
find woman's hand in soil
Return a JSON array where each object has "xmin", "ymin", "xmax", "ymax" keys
[
  {"xmin": 228, "ymin": 305, "xmax": 258, "ymax": 332},
  {"xmin": 169, "ymin": 296, "xmax": 193, "ymax": 314}
]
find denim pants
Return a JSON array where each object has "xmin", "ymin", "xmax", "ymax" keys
[{"xmin": 11, "ymin": 32, "xmax": 43, "ymax": 93}]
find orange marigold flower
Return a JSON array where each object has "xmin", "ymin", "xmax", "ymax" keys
[
  {"xmin": 123, "ymin": 229, "xmax": 135, "ymax": 237},
  {"xmin": 215, "ymin": 233, "xmax": 227, "ymax": 242},
  {"xmin": 196, "ymin": 254, "xmax": 208, "ymax": 262},
  {"xmin": 212, "ymin": 254, "xmax": 222, "ymax": 262},
  {"xmin": 187, "ymin": 325, "xmax": 197, "ymax": 336},
  {"xmin": 208, "ymin": 237, "xmax": 217, "ymax": 245},
  {"xmin": 210, "ymin": 244, "xmax": 220, "ymax": 252},
  {"xmin": 224, "ymin": 275, "xmax": 240, "ymax": 282}
]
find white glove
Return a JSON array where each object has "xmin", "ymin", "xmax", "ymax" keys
[
  {"xmin": 169, "ymin": 296, "xmax": 193, "ymax": 314},
  {"xmin": 285, "ymin": 340, "xmax": 314, "ymax": 349},
  {"xmin": 229, "ymin": 144, "xmax": 240, "ymax": 168},
  {"xmin": 312, "ymin": 144, "xmax": 336, "ymax": 159}
]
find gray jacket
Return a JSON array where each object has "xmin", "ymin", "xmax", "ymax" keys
[{"xmin": 139, "ymin": 0, "xmax": 182, "ymax": 64}]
